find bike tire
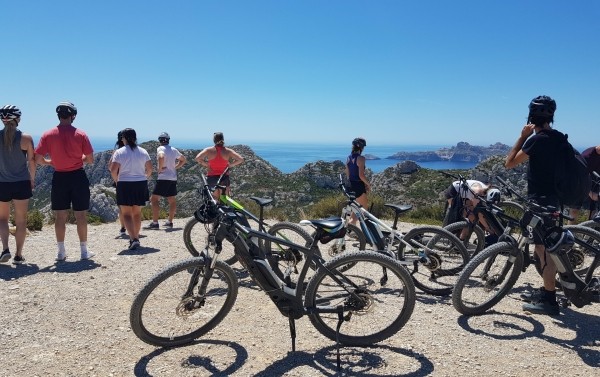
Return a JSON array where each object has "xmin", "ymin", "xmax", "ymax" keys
[
  {"xmin": 452, "ymin": 242, "xmax": 523, "ymax": 316},
  {"xmin": 265, "ymin": 222, "xmax": 320, "ymax": 281},
  {"xmin": 130, "ymin": 257, "xmax": 238, "ymax": 347},
  {"xmin": 443, "ymin": 221, "xmax": 486, "ymax": 257},
  {"xmin": 561, "ymin": 225, "xmax": 600, "ymax": 279},
  {"xmin": 399, "ymin": 226, "xmax": 470, "ymax": 296},
  {"xmin": 305, "ymin": 250, "xmax": 415, "ymax": 346},
  {"xmin": 580, "ymin": 220, "xmax": 600, "ymax": 233},
  {"xmin": 183, "ymin": 217, "xmax": 238, "ymax": 265}
]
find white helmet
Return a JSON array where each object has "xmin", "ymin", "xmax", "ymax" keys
[{"xmin": 486, "ymin": 188, "xmax": 501, "ymax": 203}]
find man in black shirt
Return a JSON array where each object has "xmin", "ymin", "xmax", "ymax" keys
[
  {"xmin": 568, "ymin": 145, "xmax": 600, "ymax": 222},
  {"xmin": 505, "ymin": 95, "xmax": 563, "ymax": 315}
]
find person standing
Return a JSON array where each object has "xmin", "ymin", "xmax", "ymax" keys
[
  {"xmin": 0, "ymin": 105, "xmax": 36, "ymax": 265},
  {"xmin": 505, "ymin": 95, "xmax": 563, "ymax": 315},
  {"xmin": 35, "ymin": 102, "xmax": 95, "ymax": 261},
  {"xmin": 147, "ymin": 132, "xmax": 186, "ymax": 229},
  {"xmin": 345, "ymin": 137, "xmax": 371, "ymax": 225},
  {"xmin": 110, "ymin": 128, "xmax": 152, "ymax": 250},
  {"xmin": 567, "ymin": 145, "xmax": 600, "ymax": 223},
  {"xmin": 109, "ymin": 130, "xmax": 127, "ymax": 236},
  {"xmin": 195, "ymin": 132, "xmax": 244, "ymax": 199}
]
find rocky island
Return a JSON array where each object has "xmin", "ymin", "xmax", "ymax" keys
[{"xmin": 387, "ymin": 142, "xmax": 511, "ymax": 163}]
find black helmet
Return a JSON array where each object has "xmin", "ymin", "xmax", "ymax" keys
[
  {"xmin": 352, "ymin": 137, "xmax": 367, "ymax": 149},
  {"xmin": 0, "ymin": 105, "xmax": 22, "ymax": 120},
  {"xmin": 528, "ymin": 95, "xmax": 556, "ymax": 118},
  {"xmin": 194, "ymin": 203, "xmax": 218, "ymax": 224},
  {"xmin": 56, "ymin": 101, "xmax": 77, "ymax": 116},
  {"xmin": 158, "ymin": 132, "xmax": 170, "ymax": 143}
]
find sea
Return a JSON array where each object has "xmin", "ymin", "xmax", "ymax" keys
[{"xmin": 88, "ymin": 137, "xmax": 478, "ymax": 173}]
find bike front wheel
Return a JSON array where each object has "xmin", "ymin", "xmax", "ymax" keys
[
  {"xmin": 399, "ymin": 226, "xmax": 470, "ymax": 296},
  {"xmin": 183, "ymin": 217, "xmax": 238, "ymax": 265},
  {"xmin": 130, "ymin": 257, "xmax": 238, "ymax": 347},
  {"xmin": 452, "ymin": 242, "xmax": 523, "ymax": 316},
  {"xmin": 305, "ymin": 251, "xmax": 415, "ymax": 346}
]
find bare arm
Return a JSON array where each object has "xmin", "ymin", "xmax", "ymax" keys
[
  {"xmin": 505, "ymin": 124, "xmax": 534, "ymax": 169},
  {"xmin": 225, "ymin": 148, "xmax": 244, "ymax": 168},
  {"xmin": 35, "ymin": 153, "xmax": 51, "ymax": 166},
  {"xmin": 145, "ymin": 160, "xmax": 153, "ymax": 178},
  {"xmin": 110, "ymin": 162, "xmax": 120, "ymax": 182},
  {"xmin": 357, "ymin": 155, "xmax": 371, "ymax": 192},
  {"xmin": 195, "ymin": 148, "xmax": 211, "ymax": 168},
  {"xmin": 175, "ymin": 154, "xmax": 187, "ymax": 169},
  {"xmin": 21, "ymin": 134, "xmax": 36, "ymax": 189},
  {"xmin": 82, "ymin": 153, "xmax": 94, "ymax": 165},
  {"xmin": 157, "ymin": 151, "xmax": 166, "ymax": 172}
]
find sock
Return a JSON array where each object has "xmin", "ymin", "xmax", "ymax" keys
[
  {"xmin": 57, "ymin": 242, "xmax": 66, "ymax": 254},
  {"xmin": 80, "ymin": 242, "xmax": 88, "ymax": 254}
]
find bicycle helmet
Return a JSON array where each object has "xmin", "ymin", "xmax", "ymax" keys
[
  {"xmin": 56, "ymin": 101, "xmax": 77, "ymax": 116},
  {"xmin": 352, "ymin": 137, "xmax": 367, "ymax": 149},
  {"xmin": 544, "ymin": 227, "xmax": 574, "ymax": 254},
  {"xmin": 158, "ymin": 132, "xmax": 170, "ymax": 143},
  {"xmin": 194, "ymin": 203, "xmax": 219, "ymax": 224},
  {"xmin": 528, "ymin": 95, "xmax": 556, "ymax": 118},
  {"xmin": 0, "ymin": 105, "xmax": 22, "ymax": 120},
  {"xmin": 486, "ymin": 188, "xmax": 501, "ymax": 204}
]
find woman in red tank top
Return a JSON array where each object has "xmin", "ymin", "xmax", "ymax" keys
[{"xmin": 195, "ymin": 132, "xmax": 244, "ymax": 198}]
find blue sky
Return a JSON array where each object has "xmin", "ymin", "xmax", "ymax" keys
[{"xmin": 4, "ymin": 1, "xmax": 599, "ymax": 149}]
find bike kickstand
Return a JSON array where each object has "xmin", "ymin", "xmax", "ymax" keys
[
  {"xmin": 288, "ymin": 315, "xmax": 296, "ymax": 352},
  {"xmin": 335, "ymin": 310, "xmax": 344, "ymax": 372}
]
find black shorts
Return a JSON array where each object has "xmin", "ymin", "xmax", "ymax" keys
[
  {"xmin": 117, "ymin": 181, "xmax": 150, "ymax": 206},
  {"xmin": 350, "ymin": 180, "xmax": 367, "ymax": 197},
  {"xmin": 207, "ymin": 175, "xmax": 230, "ymax": 189},
  {"xmin": 152, "ymin": 180, "xmax": 177, "ymax": 197},
  {"xmin": 51, "ymin": 169, "xmax": 90, "ymax": 211},
  {"xmin": 0, "ymin": 180, "xmax": 33, "ymax": 202}
]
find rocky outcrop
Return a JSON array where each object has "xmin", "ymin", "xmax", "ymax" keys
[{"xmin": 387, "ymin": 142, "xmax": 511, "ymax": 163}]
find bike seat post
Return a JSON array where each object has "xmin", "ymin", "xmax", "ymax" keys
[{"xmin": 391, "ymin": 210, "xmax": 399, "ymax": 230}]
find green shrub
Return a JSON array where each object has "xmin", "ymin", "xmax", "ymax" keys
[{"xmin": 26, "ymin": 210, "xmax": 45, "ymax": 231}]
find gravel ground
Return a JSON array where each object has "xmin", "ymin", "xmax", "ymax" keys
[{"xmin": 0, "ymin": 219, "xmax": 598, "ymax": 377}]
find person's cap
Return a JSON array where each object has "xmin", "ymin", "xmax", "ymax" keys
[{"xmin": 158, "ymin": 132, "xmax": 170, "ymax": 140}]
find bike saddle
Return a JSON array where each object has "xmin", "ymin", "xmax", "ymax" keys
[
  {"xmin": 384, "ymin": 203, "xmax": 412, "ymax": 215},
  {"xmin": 249, "ymin": 196, "xmax": 273, "ymax": 207}
]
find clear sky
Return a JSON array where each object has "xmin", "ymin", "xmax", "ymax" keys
[{"xmin": 3, "ymin": 0, "xmax": 599, "ymax": 148}]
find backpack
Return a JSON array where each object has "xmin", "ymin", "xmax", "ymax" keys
[{"xmin": 554, "ymin": 132, "xmax": 591, "ymax": 207}]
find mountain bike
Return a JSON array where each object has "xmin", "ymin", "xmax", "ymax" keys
[
  {"xmin": 441, "ymin": 172, "xmax": 525, "ymax": 256},
  {"xmin": 130, "ymin": 174, "xmax": 416, "ymax": 368},
  {"xmin": 452, "ymin": 176, "xmax": 600, "ymax": 315},
  {"xmin": 183, "ymin": 168, "xmax": 314, "ymax": 267},
  {"xmin": 317, "ymin": 175, "xmax": 469, "ymax": 296},
  {"xmin": 579, "ymin": 171, "xmax": 600, "ymax": 230}
]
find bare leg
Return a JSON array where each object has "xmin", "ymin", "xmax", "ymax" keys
[
  {"xmin": 74, "ymin": 210, "xmax": 88, "ymax": 242},
  {"xmin": 0, "ymin": 202, "xmax": 10, "ymax": 251},
  {"xmin": 150, "ymin": 194, "xmax": 160, "ymax": 222},
  {"xmin": 12, "ymin": 199, "xmax": 30, "ymax": 257},
  {"xmin": 535, "ymin": 244, "xmax": 557, "ymax": 291},
  {"xmin": 54, "ymin": 210, "xmax": 68, "ymax": 242},
  {"xmin": 167, "ymin": 196, "xmax": 176, "ymax": 222}
]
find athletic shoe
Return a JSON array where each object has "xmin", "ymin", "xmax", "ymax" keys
[
  {"xmin": 522, "ymin": 298, "xmax": 560, "ymax": 315},
  {"xmin": 0, "ymin": 249, "xmax": 11, "ymax": 263},
  {"xmin": 81, "ymin": 251, "xmax": 95, "ymax": 260},
  {"xmin": 129, "ymin": 239, "xmax": 140, "ymax": 250},
  {"xmin": 520, "ymin": 287, "xmax": 544, "ymax": 302},
  {"xmin": 163, "ymin": 221, "xmax": 174, "ymax": 228},
  {"xmin": 55, "ymin": 251, "xmax": 67, "ymax": 262},
  {"xmin": 12, "ymin": 255, "xmax": 25, "ymax": 265},
  {"xmin": 119, "ymin": 227, "xmax": 127, "ymax": 236},
  {"xmin": 147, "ymin": 222, "xmax": 159, "ymax": 230}
]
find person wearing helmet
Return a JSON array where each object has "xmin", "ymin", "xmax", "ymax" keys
[
  {"xmin": 345, "ymin": 137, "xmax": 371, "ymax": 225},
  {"xmin": 35, "ymin": 101, "xmax": 95, "ymax": 261},
  {"xmin": 0, "ymin": 105, "xmax": 36, "ymax": 265},
  {"xmin": 195, "ymin": 132, "xmax": 244, "ymax": 199},
  {"xmin": 147, "ymin": 132, "xmax": 187, "ymax": 229},
  {"xmin": 505, "ymin": 95, "xmax": 563, "ymax": 315},
  {"xmin": 110, "ymin": 128, "xmax": 153, "ymax": 250}
]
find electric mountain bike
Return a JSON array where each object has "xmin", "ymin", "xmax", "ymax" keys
[
  {"xmin": 130, "ymin": 174, "xmax": 416, "ymax": 367},
  {"xmin": 452, "ymin": 176, "xmax": 600, "ymax": 315},
  {"xmin": 315, "ymin": 175, "xmax": 469, "ymax": 296}
]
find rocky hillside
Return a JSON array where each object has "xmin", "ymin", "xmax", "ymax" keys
[
  {"xmin": 30, "ymin": 143, "xmax": 527, "ymax": 222},
  {"xmin": 388, "ymin": 142, "xmax": 511, "ymax": 163}
]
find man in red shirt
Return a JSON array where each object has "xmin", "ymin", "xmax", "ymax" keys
[{"xmin": 35, "ymin": 102, "xmax": 95, "ymax": 261}]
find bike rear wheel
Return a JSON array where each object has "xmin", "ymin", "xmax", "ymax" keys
[
  {"xmin": 399, "ymin": 226, "xmax": 470, "ymax": 296},
  {"xmin": 130, "ymin": 257, "xmax": 238, "ymax": 347},
  {"xmin": 183, "ymin": 218, "xmax": 238, "ymax": 265},
  {"xmin": 444, "ymin": 221, "xmax": 485, "ymax": 257},
  {"xmin": 562, "ymin": 225, "xmax": 600, "ymax": 280},
  {"xmin": 305, "ymin": 251, "xmax": 415, "ymax": 346},
  {"xmin": 452, "ymin": 242, "xmax": 523, "ymax": 315}
]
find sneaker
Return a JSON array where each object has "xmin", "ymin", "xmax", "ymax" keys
[
  {"xmin": 12, "ymin": 255, "xmax": 25, "ymax": 265},
  {"xmin": 119, "ymin": 227, "xmax": 127, "ymax": 236},
  {"xmin": 55, "ymin": 251, "xmax": 67, "ymax": 261},
  {"xmin": 163, "ymin": 221, "xmax": 174, "ymax": 228},
  {"xmin": 0, "ymin": 249, "xmax": 11, "ymax": 263},
  {"xmin": 522, "ymin": 298, "xmax": 560, "ymax": 315},
  {"xmin": 147, "ymin": 222, "xmax": 159, "ymax": 230},
  {"xmin": 129, "ymin": 239, "xmax": 140, "ymax": 250},
  {"xmin": 520, "ymin": 287, "xmax": 544, "ymax": 302},
  {"xmin": 81, "ymin": 251, "xmax": 95, "ymax": 260}
]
